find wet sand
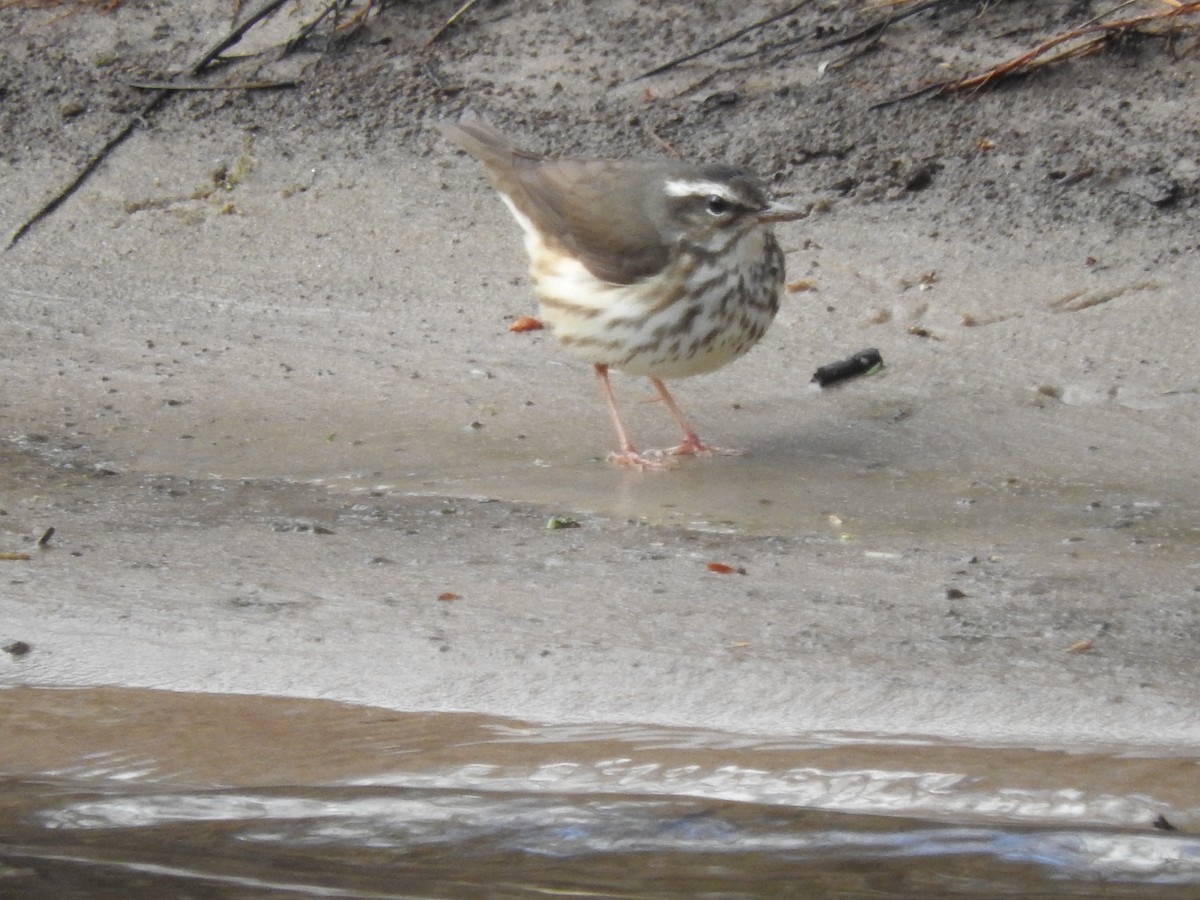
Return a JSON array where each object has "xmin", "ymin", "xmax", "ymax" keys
[
  {"xmin": 2, "ymin": 149, "xmax": 1198, "ymax": 748},
  {"xmin": 2, "ymin": 0, "xmax": 1198, "ymax": 820}
]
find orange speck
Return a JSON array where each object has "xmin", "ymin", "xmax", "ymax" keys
[
  {"xmin": 508, "ymin": 316, "xmax": 544, "ymax": 332},
  {"xmin": 707, "ymin": 562, "xmax": 747, "ymax": 575}
]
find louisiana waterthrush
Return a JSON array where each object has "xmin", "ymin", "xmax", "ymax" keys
[{"xmin": 440, "ymin": 117, "xmax": 803, "ymax": 469}]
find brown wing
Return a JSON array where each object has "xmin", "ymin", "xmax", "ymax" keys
[
  {"xmin": 441, "ymin": 119, "xmax": 671, "ymax": 285},
  {"xmin": 511, "ymin": 157, "xmax": 672, "ymax": 285}
]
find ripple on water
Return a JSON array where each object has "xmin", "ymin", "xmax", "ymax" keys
[{"xmin": 0, "ymin": 686, "xmax": 1197, "ymax": 898}]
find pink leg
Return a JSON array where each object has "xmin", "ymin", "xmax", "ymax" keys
[
  {"xmin": 651, "ymin": 378, "xmax": 742, "ymax": 457},
  {"xmin": 594, "ymin": 365, "xmax": 671, "ymax": 470}
]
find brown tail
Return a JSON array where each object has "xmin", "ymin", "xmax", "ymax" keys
[{"xmin": 438, "ymin": 116, "xmax": 541, "ymax": 167}]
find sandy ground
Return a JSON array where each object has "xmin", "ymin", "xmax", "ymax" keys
[{"xmin": 1, "ymin": 1, "xmax": 1198, "ymax": 749}]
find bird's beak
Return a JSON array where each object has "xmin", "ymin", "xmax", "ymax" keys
[{"xmin": 756, "ymin": 200, "xmax": 807, "ymax": 224}]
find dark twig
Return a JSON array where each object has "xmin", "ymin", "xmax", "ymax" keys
[
  {"xmin": 732, "ymin": 0, "xmax": 954, "ymax": 64},
  {"xmin": 123, "ymin": 77, "xmax": 300, "ymax": 91},
  {"xmin": 867, "ymin": 80, "xmax": 945, "ymax": 110},
  {"xmin": 5, "ymin": 0, "xmax": 291, "ymax": 249},
  {"xmin": 194, "ymin": 0, "xmax": 293, "ymax": 71},
  {"xmin": 282, "ymin": 0, "xmax": 382, "ymax": 58},
  {"xmin": 634, "ymin": 0, "xmax": 814, "ymax": 80},
  {"xmin": 283, "ymin": 0, "xmax": 343, "ymax": 55},
  {"xmin": 5, "ymin": 92, "xmax": 164, "ymax": 250},
  {"xmin": 659, "ymin": 0, "xmax": 930, "ymax": 99},
  {"xmin": 425, "ymin": 0, "xmax": 484, "ymax": 49}
]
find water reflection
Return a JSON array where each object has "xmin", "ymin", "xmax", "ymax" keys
[
  {"xmin": 1, "ymin": 686, "xmax": 1197, "ymax": 898},
  {"xmin": 31, "ymin": 785, "xmax": 1200, "ymax": 880}
]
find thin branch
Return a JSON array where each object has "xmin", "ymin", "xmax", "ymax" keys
[
  {"xmin": 193, "ymin": 0, "xmax": 293, "ymax": 74},
  {"xmin": 425, "ymin": 0, "xmax": 484, "ymax": 49},
  {"xmin": 730, "ymin": 0, "xmax": 955, "ymax": 65},
  {"xmin": 282, "ymin": 1, "xmax": 382, "ymax": 59},
  {"xmin": 634, "ymin": 0, "xmax": 814, "ymax": 80},
  {"xmin": 282, "ymin": 0, "xmax": 345, "ymax": 55},
  {"xmin": 5, "ymin": 94, "xmax": 163, "ymax": 250},
  {"xmin": 123, "ymin": 77, "xmax": 300, "ymax": 91},
  {"xmin": 873, "ymin": 0, "xmax": 1200, "ymax": 107},
  {"xmin": 1075, "ymin": 0, "xmax": 1142, "ymax": 30},
  {"xmin": 6, "ymin": 0, "xmax": 292, "ymax": 250}
]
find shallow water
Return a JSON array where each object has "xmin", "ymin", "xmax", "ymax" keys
[{"xmin": 2, "ymin": 686, "xmax": 1197, "ymax": 898}]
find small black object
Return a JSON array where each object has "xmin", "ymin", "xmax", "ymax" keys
[
  {"xmin": 812, "ymin": 348, "xmax": 883, "ymax": 387},
  {"xmin": 38, "ymin": 526, "xmax": 55, "ymax": 547},
  {"xmin": 1152, "ymin": 814, "xmax": 1177, "ymax": 832}
]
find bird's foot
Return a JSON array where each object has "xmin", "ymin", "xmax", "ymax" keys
[
  {"xmin": 663, "ymin": 434, "xmax": 744, "ymax": 457},
  {"xmin": 607, "ymin": 449, "xmax": 676, "ymax": 471}
]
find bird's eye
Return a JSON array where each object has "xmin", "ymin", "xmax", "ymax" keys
[{"xmin": 704, "ymin": 195, "xmax": 732, "ymax": 217}]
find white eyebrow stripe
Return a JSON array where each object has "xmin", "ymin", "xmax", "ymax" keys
[{"xmin": 663, "ymin": 179, "xmax": 740, "ymax": 201}]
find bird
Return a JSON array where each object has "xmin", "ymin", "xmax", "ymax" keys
[{"xmin": 440, "ymin": 116, "xmax": 803, "ymax": 469}]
